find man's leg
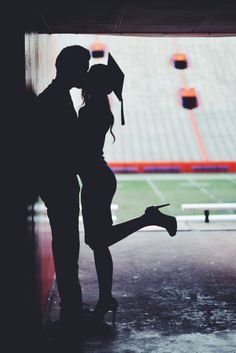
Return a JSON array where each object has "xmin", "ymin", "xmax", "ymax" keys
[{"xmin": 40, "ymin": 175, "xmax": 82, "ymax": 321}]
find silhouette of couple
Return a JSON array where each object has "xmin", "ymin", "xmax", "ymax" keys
[{"xmin": 37, "ymin": 45, "xmax": 177, "ymax": 332}]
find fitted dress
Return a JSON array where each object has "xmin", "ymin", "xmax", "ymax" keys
[{"xmin": 77, "ymin": 103, "xmax": 117, "ymax": 249}]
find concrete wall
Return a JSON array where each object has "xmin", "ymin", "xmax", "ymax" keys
[{"xmin": 24, "ymin": 33, "xmax": 57, "ymax": 318}]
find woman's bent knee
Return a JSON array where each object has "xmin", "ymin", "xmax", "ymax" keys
[{"xmin": 87, "ymin": 241, "xmax": 108, "ymax": 252}]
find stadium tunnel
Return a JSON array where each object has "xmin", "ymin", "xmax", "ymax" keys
[{"xmin": 4, "ymin": 0, "xmax": 236, "ymax": 347}]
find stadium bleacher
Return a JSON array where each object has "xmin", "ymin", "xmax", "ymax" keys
[{"xmin": 55, "ymin": 34, "xmax": 236, "ymax": 171}]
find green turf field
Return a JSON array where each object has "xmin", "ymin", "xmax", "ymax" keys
[{"xmin": 112, "ymin": 174, "xmax": 236, "ymax": 222}]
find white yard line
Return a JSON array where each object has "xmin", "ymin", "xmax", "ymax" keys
[
  {"xmin": 186, "ymin": 177, "xmax": 221, "ymax": 203},
  {"xmin": 228, "ymin": 178, "xmax": 236, "ymax": 186},
  {"xmin": 146, "ymin": 178, "xmax": 166, "ymax": 202}
]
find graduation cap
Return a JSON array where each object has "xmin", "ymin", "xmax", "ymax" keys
[{"xmin": 107, "ymin": 53, "xmax": 125, "ymax": 125}]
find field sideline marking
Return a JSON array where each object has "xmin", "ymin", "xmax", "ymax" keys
[{"xmin": 115, "ymin": 173, "xmax": 236, "ymax": 181}]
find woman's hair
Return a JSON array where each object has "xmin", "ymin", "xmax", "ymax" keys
[{"xmin": 82, "ymin": 64, "xmax": 115, "ymax": 142}]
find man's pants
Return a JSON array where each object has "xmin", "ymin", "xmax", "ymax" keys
[{"xmin": 39, "ymin": 174, "xmax": 82, "ymax": 313}]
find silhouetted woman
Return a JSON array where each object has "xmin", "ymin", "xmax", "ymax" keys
[{"xmin": 77, "ymin": 64, "xmax": 177, "ymax": 325}]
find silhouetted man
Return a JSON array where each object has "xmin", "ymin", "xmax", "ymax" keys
[{"xmin": 37, "ymin": 46, "xmax": 90, "ymax": 328}]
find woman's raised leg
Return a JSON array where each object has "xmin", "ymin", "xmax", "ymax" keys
[{"xmin": 107, "ymin": 204, "xmax": 177, "ymax": 246}]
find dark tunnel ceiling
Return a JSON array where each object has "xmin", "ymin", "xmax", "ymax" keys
[{"xmin": 26, "ymin": 0, "xmax": 236, "ymax": 36}]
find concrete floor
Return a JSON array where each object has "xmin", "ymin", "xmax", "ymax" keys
[{"xmin": 44, "ymin": 225, "xmax": 236, "ymax": 352}]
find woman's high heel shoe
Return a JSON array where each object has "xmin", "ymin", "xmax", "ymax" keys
[
  {"xmin": 145, "ymin": 204, "xmax": 177, "ymax": 237},
  {"xmin": 92, "ymin": 297, "xmax": 118, "ymax": 326}
]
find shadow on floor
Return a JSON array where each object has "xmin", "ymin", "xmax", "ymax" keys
[{"xmin": 43, "ymin": 230, "xmax": 236, "ymax": 353}]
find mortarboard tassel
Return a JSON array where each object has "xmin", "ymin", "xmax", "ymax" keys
[{"xmin": 121, "ymin": 99, "xmax": 125, "ymax": 125}]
